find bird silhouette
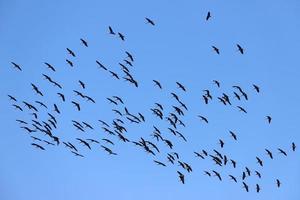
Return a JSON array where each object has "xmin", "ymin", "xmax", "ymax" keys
[
  {"xmin": 11, "ymin": 62, "xmax": 22, "ymax": 71},
  {"xmin": 212, "ymin": 46, "xmax": 220, "ymax": 54},
  {"xmin": 145, "ymin": 17, "xmax": 155, "ymax": 26},
  {"xmin": 66, "ymin": 48, "xmax": 76, "ymax": 57},
  {"xmin": 80, "ymin": 38, "xmax": 88, "ymax": 47},
  {"xmin": 236, "ymin": 44, "xmax": 244, "ymax": 54},
  {"xmin": 206, "ymin": 11, "xmax": 211, "ymax": 21}
]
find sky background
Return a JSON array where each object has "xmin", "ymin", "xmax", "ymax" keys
[{"xmin": 1, "ymin": 0, "xmax": 300, "ymax": 199}]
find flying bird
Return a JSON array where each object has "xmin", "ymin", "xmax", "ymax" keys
[
  {"xmin": 66, "ymin": 48, "xmax": 76, "ymax": 57},
  {"xmin": 206, "ymin": 11, "xmax": 211, "ymax": 21},
  {"xmin": 266, "ymin": 115, "xmax": 272, "ymax": 124},
  {"xmin": 11, "ymin": 62, "xmax": 22, "ymax": 71},
  {"xmin": 145, "ymin": 17, "xmax": 155, "ymax": 26},
  {"xmin": 108, "ymin": 26, "xmax": 115, "ymax": 35},
  {"xmin": 236, "ymin": 44, "xmax": 244, "ymax": 54},
  {"xmin": 80, "ymin": 38, "xmax": 88, "ymax": 47},
  {"xmin": 212, "ymin": 46, "xmax": 220, "ymax": 54},
  {"xmin": 118, "ymin": 32, "xmax": 125, "ymax": 41}
]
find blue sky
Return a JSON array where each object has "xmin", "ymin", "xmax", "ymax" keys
[{"xmin": 1, "ymin": 0, "xmax": 300, "ymax": 199}]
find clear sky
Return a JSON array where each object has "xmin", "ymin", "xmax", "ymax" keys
[{"xmin": 1, "ymin": 0, "xmax": 300, "ymax": 200}]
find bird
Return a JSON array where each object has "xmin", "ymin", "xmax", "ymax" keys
[
  {"xmin": 229, "ymin": 175, "xmax": 237, "ymax": 183},
  {"xmin": 108, "ymin": 26, "xmax": 115, "ymax": 35},
  {"xmin": 212, "ymin": 170, "xmax": 222, "ymax": 181},
  {"xmin": 292, "ymin": 142, "xmax": 296, "ymax": 151},
  {"xmin": 266, "ymin": 116, "xmax": 272, "ymax": 124},
  {"xmin": 265, "ymin": 149, "xmax": 273, "ymax": 159},
  {"xmin": 66, "ymin": 59, "xmax": 73, "ymax": 67},
  {"xmin": 278, "ymin": 148, "xmax": 287, "ymax": 156},
  {"xmin": 80, "ymin": 38, "xmax": 88, "ymax": 47},
  {"xmin": 242, "ymin": 182, "xmax": 249, "ymax": 192},
  {"xmin": 229, "ymin": 131, "xmax": 237, "ymax": 140},
  {"xmin": 253, "ymin": 84, "xmax": 260, "ymax": 93},
  {"xmin": 237, "ymin": 106, "xmax": 247, "ymax": 113},
  {"xmin": 219, "ymin": 139, "xmax": 225, "ymax": 148},
  {"xmin": 154, "ymin": 160, "xmax": 166, "ymax": 167},
  {"xmin": 177, "ymin": 171, "xmax": 185, "ymax": 184},
  {"xmin": 276, "ymin": 179, "xmax": 281, "ymax": 188},
  {"xmin": 125, "ymin": 51, "xmax": 134, "ymax": 62},
  {"xmin": 236, "ymin": 44, "xmax": 244, "ymax": 54},
  {"xmin": 31, "ymin": 143, "xmax": 45, "ymax": 150},
  {"xmin": 256, "ymin": 184, "xmax": 261, "ymax": 193},
  {"xmin": 212, "ymin": 46, "xmax": 220, "ymax": 54},
  {"xmin": 71, "ymin": 101, "xmax": 81, "ymax": 111},
  {"xmin": 44, "ymin": 62, "xmax": 56, "ymax": 71},
  {"xmin": 11, "ymin": 62, "xmax": 22, "ymax": 71},
  {"xmin": 145, "ymin": 17, "xmax": 155, "ymax": 26},
  {"xmin": 8, "ymin": 95, "xmax": 17, "ymax": 101},
  {"xmin": 57, "ymin": 93, "xmax": 65, "ymax": 102},
  {"xmin": 66, "ymin": 48, "xmax": 76, "ymax": 57},
  {"xmin": 118, "ymin": 32, "xmax": 125, "ymax": 41},
  {"xmin": 176, "ymin": 82, "xmax": 186, "ymax": 91},
  {"xmin": 78, "ymin": 80, "xmax": 85, "ymax": 89},
  {"xmin": 76, "ymin": 138, "xmax": 91, "ymax": 150},
  {"xmin": 213, "ymin": 80, "xmax": 220, "ymax": 87},
  {"xmin": 96, "ymin": 60, "xmax": 107, "ymax": 70},
  {"xmin": 256, "ymin": 157, "xmax": 263, "ymax": 166},
  {"xmin": 198, "ymin": 115, "xmax": 208, "ymax": 123},
  {"xmin": 206, "ymin": 11, "xmax": 211, "ymax": 21},
  {"xmin": 153, "ymin": 80, "xmax": 162, "ymax": 89}
]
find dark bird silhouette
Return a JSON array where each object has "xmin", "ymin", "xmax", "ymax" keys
[
  {"xmin": 102, "ymin": 138, "xmax": 114, "ymax": 145},
  {"xmin": 66, "ymin": 48, "xmax": 76, "ymax": 57},
  {"xmin": 86, "ymin": 139, "xmax": 99, "ymax": 144},
  {"xmin": 76, "ymin": 138, "xmax": 91, "ymax": 150},
  {"xmin": 278, "ymin": 148, "xmax": 287, "ymax": 156},
  {"xmin": 176, "ymin": 82, "xmax": 186, "ymax": 91},
  {"xmin": 229, "ymin": 175, "xmax": 237, "ymax": 183},
  {"xmin": 229, "ymin": 131, "xmax": 237, "ymax": 140},
  {"xmin": 11, "ymin": 62, "xmax": 22, "ymax": 71},
  {"xmin": 206, "ymin": 11, "xmax": 211, "ymax": 21},
  {"xmin": 230, "ymin": 159, "xmax": 237, "ymax": 168},
  {"xmin": 203, "ymin": 95, "xmax": 209, "ymax": 104},
  {"xmin": 145, "ymin": 17, "xmax": 155, "ymax": 26},
  {"xmin": 30, "ymin": 136, "xmax": 41, "ymax": 141},
  {"xmin": 256, "ymin": 157, "xmax": 263, "ymax": 166},
  {"xmin": 125, "ymin": 51, "xmax": 134, "ymax": 62},
  {"xmin": 21, "ymin": 126, "xmax": 36, "ymax": 133},
  {"xmin": 292, "ymin": 142, "xmax": 296, "ymax": 151},
  {"xmin": 265, "ymin": 149, "xmax": 273, "ymax": 159},
  {"xmin": 16, "ymin": 119, "xmax": 27, "ymax": 124},
  {"xmin": 237, "ymin": 44, "xmax": 244, "ymax": 54},
  {"xmin": 253, "ymin": 84, "xmax": 260, "ymax": 93},
  {"xmin": 101, "ymin": 145, "xmax": 117, "ymax": 155},
  {"xmin": 213, "ymin": 80, "xmax": 220, "ymax": 87},
  {"xmin": 80, "ymin": 38, "xmax": 88, "ymax": 47},
  {"xmin": 118, "ymin": 32, "xmax": 125, "ymax": 41},
  {"xmin": 31, "ymin": 143, "xmax": 45, "ymax": 150},
  {"xmin": 53, "ymin": 104, "xmax": 60, "ymax": 114},
  {"xmin": 108, "ymin": 26, "xmax": 115, "ymax": 35},
  {"xmin": 212, "ymin": 170, "xmax": 222, "ymax": 181},
  {"xmin": 66, "ymin": 59, "xmax": 73, "ymax": 67},
  {"xmin": 154, "ymin": 160, "xmax": 166, "ymax": 167},
  {"xmin": 71, "ymin": 151, "xmax": 84, "ymax": 157},
  {"xmin": 44, "ymin": 62, "xmax": 56, "ymax": 71},
  {"xmin": 256, "ymin": 184, "xmax": 261, "ymax": 193},
  {"xmin": 266, "ymin": 115, "xmax": 272, "ymax": 124},
  {"xmin": 204, "ymin": 171, "xmax": 211, "ymax": 177},
  {"xmin": 107, "ymin": 97, "xmax": 118, "ymax": 105},
  {"xmin": 212, "ymin": 46, "xmax": 220, "ymax": 54},
  {"xmin": 153, "ymin": 80, "xmax": 162, "ymax": 89},
  {"xmin": 109, "ymin": 70, "xmax": 120, "ymax": 79},
  {"xmin": 57, "ymin": 93, "xmax": 65, "ymax": 102},
  {"xmin": 78, "ymin": 80, "xmax": 85, "ymax": 89},
  {"xmin": 71, "ymin": 101, "xmax": 81, "ymax": 111},
  {"xmin": 237, "ymin": 106, "xmax": 247, "ymax": 113},
  {"xmin": 219, "ymin": 139, "xmax": 225, "ymax": 148},
  {"xmin": 242, "ymin": 182, "xmax": 249, "ymax": 192},
  {"xmin": 276, "ymin": 179, "xmax": 281, "ymax": 188},
  {"xmin": 233, "ymin": 92, "xmax": 241, "ymax": 100},
  {"xmin": 8, "ymin": 95, "xmax": 17, "ymax": 101},
  {"xmin": 177, "ymin": 171, "xmax": 185, "ymax": 184},
  {"xmin": 96, "ymin": 60, "xmax": 108, "ymax": 70},
  {"xmin": 255, "ymin": 171, "xmax": 262, "ymax": 178},
  {"xmin": 35, "ymin": 101, "xmax": 47, "ymax": 109},
  {"xmin": 198, "ymin": 115, "xmax": 208, "ymax": 123}
]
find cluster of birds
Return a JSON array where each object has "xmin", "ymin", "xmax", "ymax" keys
[{"xmin": 8, "ymin": 14, "xmax": 297, "ymax": 194}]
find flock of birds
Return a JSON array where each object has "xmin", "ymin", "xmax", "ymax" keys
[{"xmin": 7, "ymin": 11, "xmax": 297, "ymax": 194}]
